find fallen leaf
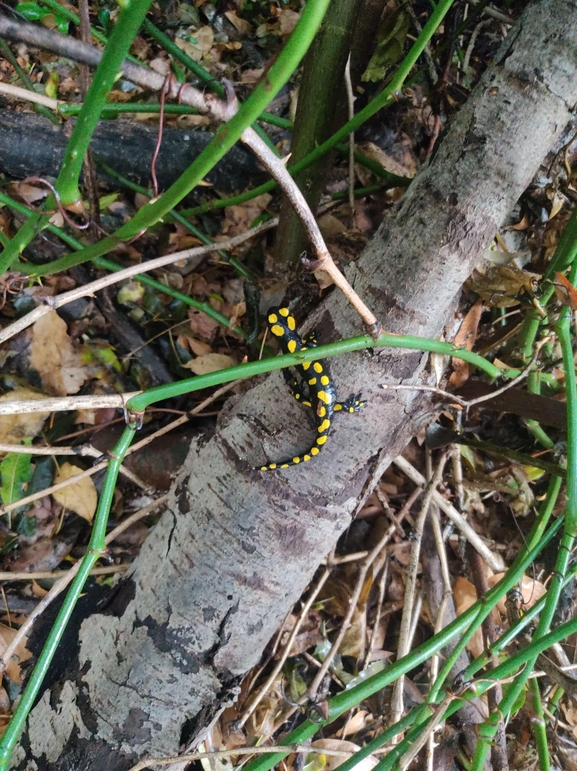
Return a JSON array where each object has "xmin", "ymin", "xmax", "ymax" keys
[
  {"xmin": 311, "ymin": 739, "xmax": 378, "ymax": 771},
  {"xmin": 0, "ymin": 387, "xmax": 49, "ymax": 444},
  {"xmin": 277, "ymin": 9, "xmax": 300, "ymax": 35},
  {"xmin": 188, "ymin": 308, "xmax": 221, "ymax": 342},
  {"xmin": 225, "ymin": 10, "xmax": 253, "ymax": 35},
  {"xmin": 449, "ymin": 301, "xmax": 483, "ymax": 387},
  {"xmin": 52, "ymin": 463, "xmax": 97, "ymax": 522},
  {"xmin": 0, "ymin": 623, "xmax": 32, "ymax": 684},
  {"xmin": 30, "ymin": 311, "xmax": 88, "ymax": 396},
  {"xmin": 183, "ymin": 353, "xmax": 237, "ymax": 375},
  {"xmin": 222, "ymin": 194, "xmax": 272, "ymax": 236},
  {"xmin": 465, "ymin": 262, "xmax": 540, "ymax": 308}
]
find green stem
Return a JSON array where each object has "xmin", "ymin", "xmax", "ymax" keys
[
  {"xmin": 428, "ymin": 473, "xmax": 563, "ymax": 701},
  {"xmin": 94, "ymin": 157, "xmax": 253, "ymax": 279},
  {"xmin": 4, "ymin": 0, "xmax": 332, "ymax": 278},
  {"xmin": 0, "ymin": 192, "xmax": 246, "ymax": 336},
  {"xmin": 0, "ymin": 0, "xmax": 154, "ymax": 275},
  {"xmin": 0, "ymin": 38, "xmax": 59, "ymax": 125},
  {"xmin": 177, "ymin": 0, "xmax": 454, "ymax": 220},
  {"xmin": 0, "ymin": 426, "xmax": 136, "ymax": 769},
  {"xmin": 472, "ymin": 304, "xmax": 577, "ymax": 770},
  {"xmin": 55, "ymin": 0, "xmax": 154, "ymax": 206}
]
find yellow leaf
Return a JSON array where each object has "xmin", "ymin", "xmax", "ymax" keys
[
  {"xmin": 0, "ymin": 387, "xmax": 49, "ymax": 445},
  {"xmin": 30, "ymin": 311, "xmax": 88, "ymax": 396},
  {"xmin": 52, "ymin": 463, "xmax": 97, "ymax": 522},
  {"xmin": 183, "ymin": 353, "xmax": 237, "ymax": 375}
]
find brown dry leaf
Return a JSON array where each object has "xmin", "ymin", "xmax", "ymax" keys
[
  {"xmin": 187, "ymin": 339, "xmax": 213, "ymax": 357},
  {"xmin": 318, "ymin": 213, "xmax": 348, "ymax": 238},
  {"xmin": 453, "ymin": 576, "xmax": 485, "ymax": 658},
  {"xmin": 340, "ymin": 710, "xmax": 370, "ymax": 738},
  {"xmin": 52, "ymin": 463, "xmax": 97, "ymax": 522},
  {"xmin": 277, "ymin": 9, "xmax": 300, "ymax": 34},
  {"xmin": 554, "ymin": 272, "xmax": 577, "ymax": 310},
  {"xmin": 10, "ymin": 538, "xmax": 73, "ymax": 572},
  {"xmin": 358, "ymin": 141, "xmax": 416, "ymax": 178},
  {"xmin": 561, "ymin": 702, "xmax": 577, "ymax": 741},
  {"xmin": 183, "ymin": 353, "xmax": 237, "ymax": 375},
  {"xmin": 30, "ymin": 311, "xmax": 88, "ymax": 396},
  {"xmin": 225, "ymin": 10, "xmax": 253, "ymax": 35},
  {"xmin": 188, "ymin": 309, "xmax": 221, "ymax": 342},
  {"xmin": 0, "ymin": 387, "xmax": 49, "ymax": 444},
  {"xmin": 11, "ymin": 180, "xmax": 48, "ymax": 205},
  {"xmin": 311, "ymin": 739, "xmax": 378, "ymax": 771},
  {"xmin": 465, "ymin": 263, "xmax": 540, "ymax": 308},
  {"xmin": 0, "ymin": 623, "xmax": 32, "ymax": 684},
  {"xmin": 222, "ymin": 194, "xmax": 272, "ymax": 236},
  {"xmin": 175, "ymin": 26, "xmax": 214, "ymax": 61},
  {"xmin": 240, "ymin": 68, "xmax": 264, "ymax": 84},
  {"xmin": 449, "ymin": 300, "xmax": 483, "ymax": 388}
]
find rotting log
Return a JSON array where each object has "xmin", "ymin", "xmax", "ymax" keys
[{"xmin": 13, "ymin": 1, "xmax": 577, "ymax": 768}]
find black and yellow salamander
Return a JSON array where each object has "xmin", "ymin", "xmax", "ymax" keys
[{"xmin": 256, "ymin": 306, "xmax": 364, "ymax": 471}]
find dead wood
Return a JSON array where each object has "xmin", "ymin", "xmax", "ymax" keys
[
  {"xmin": 14, "ymin": 1, "xmax": 577, "ymax": 768},
  {"xmin": 0, "ymin": 108, "xmax": 262, "ymax": 193}
]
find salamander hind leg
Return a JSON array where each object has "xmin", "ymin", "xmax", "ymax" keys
[{"xmin": 334, "ymin": 392, "xmax": 365, "ymax": 413}]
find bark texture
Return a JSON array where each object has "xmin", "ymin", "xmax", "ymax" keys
[
  {"xmin": 16, "ymin": 1, "xmax": 577, "ymax": 768},
  {"xmin": 0, "ymin": 109, "xmax": 262, "ymax": 193}
]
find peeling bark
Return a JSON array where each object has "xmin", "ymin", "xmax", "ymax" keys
[{"xmin": 15, "ymin": 1, "xmax": 577, "ymax": 767}]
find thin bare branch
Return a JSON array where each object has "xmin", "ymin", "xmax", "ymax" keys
[
  {"xmin": 393, "ymin": 455, "xmax": 504, "ymax": 572},
  {"xmin": 0, "ymin": 220, "xmax": 277, "ymax": 347}
]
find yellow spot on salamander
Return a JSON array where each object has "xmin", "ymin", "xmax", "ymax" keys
[
  {"xmin": 318, "ymin": 406, "xmax": 326, "ymax": 417},
  {"xmin": 287, "ymin": 316, "xmax": 296, "ymax": 330},
  {"xmin": 271, "ymin": 324, "xmax": 285, "ymax": 337},
  {"xmin": 308, "ymin": 377, "xmax": 317, "ymax": 386},
  {"xmin": 302, "ymin": 361, "xmax": 311, "ymax": 370},
  {"xmin": 292, "ymin": 457, "xmax": 301, "ymax": 464},
  {"xmin": 317, "ymin": 419, "xmax": 330, "ymax": 433},
  {"xmin": 320, "ymin": 375, "xmax": 330, "ymax": 385},
  {"xmin": 311, "ymin": 447, "xmax": 320, "ymax": 455},
  {"xmin": 268, "ymin": 463, "xmax": 277, "ymax": 469},
  {"xmin": 287, "ymin": 339, "xmax": 297, "ymax": 353},
  {"xmin": 304, "ymin": 455, "xmax": 311, "ymax": 461},
  {"xmin": 316, "ymin": 435, "xmax": 327, "ymax": 445},
  {"xmin": 279, "ymin": 307, "xmax": 290, "ymax": 317},
  {"xmin": 268, "ymin": 313, "xmax": 278, "ymax": 323},
  {"xmin": 317, "ymin": 391, "xmax": 331, "ymax": 404},
  {"xmin": 313, "ymin": 362, "xmax": 323, "ymax": 373},
  {"xmin": 280, "ymin": 463, "xmax": 290, "ymax": 468}
]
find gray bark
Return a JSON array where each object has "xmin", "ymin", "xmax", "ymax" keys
[{"xmin": 16, "ymin": 0, "xmax": 577, "ymax": 768}]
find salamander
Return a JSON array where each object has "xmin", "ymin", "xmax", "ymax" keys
[{"xmin": 256, "ymin": 306, "xmax": 364, "ymax": 471}]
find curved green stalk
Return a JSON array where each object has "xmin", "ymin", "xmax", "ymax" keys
[
  {"xmin": 0, "ymin": 426, "xmax": 136, "ymax": 769},
  {"xmin": 4, "ymin": 0, "xmax": 331, "ymax": 278},
  {"xmin": 93, "ymin": 158, "xmax": 253, "ymax": 279},
  {"xmin": 428, "ymin": 473, "xmax": 562, "ymax": 703},
  {"xmin": 0, "ymin": 38, "xmax": 59, "ymax": 125},
  {"xmin": 0, "ymin": 192, "xmax": 246, "ymax": 337},
  {"xmin": 0, "ymin": 0, "xmax": 154, "ymax": 275},
  {"xmin": 54, "ymin": 0, "xmax": 154, "ymax": 207},
  {"xmin": 471, "ymin": 298, "xmax": 577, "ymax": 769},
  {"xmin": 178, "ymin": 0, "xmax": 454, "ymax": 220}
]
